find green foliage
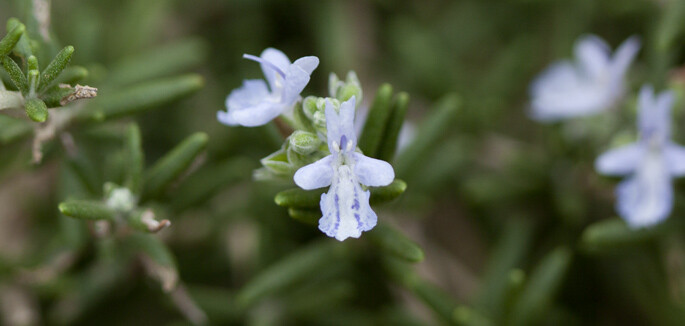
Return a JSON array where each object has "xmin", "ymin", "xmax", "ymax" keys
[{"xmin": 1, "ymin": 0, "xmax": 684, "ymax": 325}]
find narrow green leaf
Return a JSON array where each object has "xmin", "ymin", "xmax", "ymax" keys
[
  {"xmin": 287, "ymin": 207, "xmax": 320, "ymax": 225},
  {"xmin": 5, "ymin": 18, "xmax": 31, "ymax": 58},
  {"xmin": 58, "ymin": 200, "xmax": 116, "ymax": 221},
  {"xmin": 0, "ymin": 22, "xmax": 25, "ymax": 56},
  {"xmin": 453, "ymin": 306, "xmax": 495, "ymax": 326},
  {"xmin": 284, "ymin": 281, "xmax": 355, "ymax": 317},
  {"xmin": 510, "ymin": 247, "xmax": 573, "ymax": 326},
  {"xmin": 41, "ymin": 85, "xmax": 75, "ymax": 107},
  {"xmin": 171, "ymin": 158, "xmax": 254, "ymax": 211},
  {"xmin": 1, "ymin": 56, "xmax": 28, "ymax": 93},
  {"xmin": 236, "ymin": 241, "xmax": 344, "ymax": 307},
  {"xmin": 142, "ymin": 132, "xmax": 209, "ymax": 200},
  {"xmin": 368, "ymin": 224, "xmax": 424, "ymax": 263},
  {"xmin": 38, "ymin": 45, "xmax": 74, "ymax": 91},
  {"xmin": 395, "ymin": 94, "xmax": 461, "ymax": 178},
  {"xmin": 475, "ymin": 219, "xmax": 533, "ymax": 319},
  {"xmin": 412, "ymin": 279, "xmax": 460, "ymax": 324},
  {"xmin": 0, "ymin": 117, "xmax": 31, "ymax": 144},
  {"xmin": 377, "ymin": 92, "xmax": 409, "ymax": 162},
  {"xmin": 25, "ymin": 97, "xmax": 47, "ymax": 122},
  {"xmin": 275, "ymin": 187, "xmax": 325, "ymax": 209},
  {"xmin": 579, "ymin": 218, "xmax": 667, "ymax": 254},
  {"xmin": 49, "ymin": 65, "xmax": 88, "ymax": 86},
  {"xmin": 186, "ymin": 286, "xmax": 242, "ymax": 323},
  {"xmin": 80, "ymin": 74, "xmax": 203, "ymax": 121},
  {"xmin": 107, "ymin": 38, "xmax": 208, "ymax": 87},
  {"xmin": 369, "ymin": 179, "xmax": 407, "ymax": 205},
  {"xmin": 125, "ymin": 123, "xmax": 144, "ymax": 193},
  {"xmin": 124, "ymin": 233, "xmax": 178, "ymax": 291},
  {"xmin": 358, "ymin": 83, "xmax": 393, "ymax": 158},
  {"xmin": 276, "ymin": 179, "xmax": 407, "ymax": 209}
]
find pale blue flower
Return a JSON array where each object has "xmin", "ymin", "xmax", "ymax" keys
[
  {"xmin": 294, "ymin": 96, "xmax": 395, "ymax": 241},
  {"xmin": 530, "ymin": 35, "xmax": 640, "ymax": 122},
  {"xmin": 595, "ymin": 86, "xmax": 685, "ymax": 228},
  {"xmin": 217, "ymin": 48, "xmax": 319, "ymax": 127}
]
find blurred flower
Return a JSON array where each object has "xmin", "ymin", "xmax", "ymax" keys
[
  {"xmin": 530, "ymin": 35, "xmax": 640, "ymax": 122},
  {"xmin": 294, "ymin": 97, "xmax": 394, "ymax": 241},
  {"xmin": 595, "ymin": 86, "xmax": 685, "ymax": 228},
  {"xmin": 217, "ymin": 48, "xmax": 319, "ymax": 127}
]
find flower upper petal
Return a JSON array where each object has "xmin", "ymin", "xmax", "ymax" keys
[
  {"xmin": 283, "ymin": 64, "xmax": 312, "ymax": 105},
  {"xmin": 293, "ymin": 56, "xmax": 320, "ymax": 75},
  {"xmin": 595, "ymin": 144, "xmax": 643, "ymax": 176},
  {"xmin": 530, "ymin": 36, "xmax": 638, "ymax": 122},
  {"xmin": 638, "ymin": 85, "xmax": 673, "ymax": 142},
  {"xmin": 609, "ymin": 36, "xmax": 640, "ymax": 79},
  {"xmin": 574, "ymin": 35, "xmax": 611, "ymax": 79},
  {"xmin": 294, "ymin": 155, "xmax": 334, "ymax": 190},
  {"xmin": 259, "ymin": 48, "xmax": 291, "ymax": 91},
  {"xmin": 530, "ymin": 61, "xmax": 610, "ymax": 121},
  {"xmin": 325, "ymin": 96, "xmax": 357, "ymax": 151},
  {"xmin": 352, "ymin": 152, "xmax": 394, "ymax": 187}
]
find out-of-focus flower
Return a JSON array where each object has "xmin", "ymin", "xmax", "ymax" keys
[
  {"xmin": 217, "ymin": 48, "xmax": 319, "ymax": 127},
  {"xmin": 530, "ymin": 35, "xmax": 640, "ymax": 122},
  {"xmin": 595, "ymin": 85, "xmax": 685, "ymax": 228},
  {"xmin": 294, "ymin": 96, "xmax": 394, "ymax": 241}
]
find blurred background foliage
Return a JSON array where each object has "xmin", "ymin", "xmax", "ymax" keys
[{"xmin": 1, "ymin": 0, "xmax": 685, "ymax": 325}]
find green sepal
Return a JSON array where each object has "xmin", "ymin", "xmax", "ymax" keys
[
  {"xmin": 58, "ymin": 200, "xmax": 116, "ymax": 221},
  {"xmin": 142, "ymin": 132, "xmax": 209, "ymax": 200},
  {"xmin": 27, "ymin": 55, "xmax": 38, "ymax": 71},
  {"xmin": 125, "ymin": 123, "xmax": 145, "ymax": 194},
  {"xmin": 293, "ymin": 101, "xmax": 315, "ymax": 132},
  {"xmin": 289, "ymin": 130, "xmax": 321, "ymax": 155},
  {"xmin": 579, "ymin": 218, "xmax": 668, "ymax": 254},
  {"xmin": 329, "ymin": 71, "xmax": 362, "ymax": 102},
  {"xmin": 0, "ymin": 22, "xmax": 25, "ymax": 56},
  {"xmin": 377, "ymin": 92, "xmax": 409, "ymax": 162},
  {"xmin": 509, "ymin": 247, "xmax": 573, "ymax": 326},
  {"xmin": 287, "ymin": 207, "xmax": 320, "ymax": 225},
  {"xmin": 302, "ymin": 96, "xmax": 327, "ymax": 131},
  {"xmin": 368, "ymin": 224, "xmax": 424, "ymax": 263},
  {"xmin": 236, "ymin": 241, "xmax": 344, "ymax": 308},
  {"xmin": 260, "ymin": 148, "xmax": 296, "ymax": 176},
  {"xmin": 38, "ymin": 45, "xmax": 74, "ymax": 91},
  {"xmin": 80, "ymin": 74, "xmax": 203, "ymax": 121},
  {"xmin": 358, "ymin": 83, "xmax": 393, "ymax": 158},
  {"xmin": 1, "ymin": 56, "xmax": 28, "ymax": 93},
  {"xmin": 395, "ymin": 93, "xmax": 460, "ymax": 177},
  {"xmin": 24, "ymin": 97, "xmax": 48, "ymax": 122}
]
